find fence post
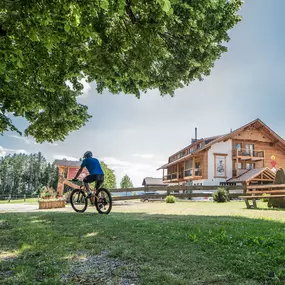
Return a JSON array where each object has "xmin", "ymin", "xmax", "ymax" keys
[
  {"xmin": 8, "ymin": 194, "xmax": 11, "ymax": 203},
  {"xmin": 24, "ymin": 194, "xmax": 26, "ymax": 202}
]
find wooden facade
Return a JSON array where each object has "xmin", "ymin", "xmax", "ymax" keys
[{"xmin": 158, "ymin": 119, "xmax": 285, "ymax": 185}]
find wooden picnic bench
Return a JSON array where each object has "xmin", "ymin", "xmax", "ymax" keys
[{"xmin": 239, "ymin": 184, "xmax": 285, "ymax": 209}]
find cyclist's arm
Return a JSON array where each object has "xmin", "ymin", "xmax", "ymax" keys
[{"xmin": 74, "ymin": 167, "xmax": 84, "ymax": 180}]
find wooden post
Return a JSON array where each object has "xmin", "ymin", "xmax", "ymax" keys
[
  {"xmin": 236, "ymin": 149, "xmax": 239, "ymax": 177},
  {"xmin": 192, "ymin": 157, "xmax": 195, "ymax": 177},
  {"xmin": 177, "ymin": 163, "xmax": 179, "ymax": 180},
  {"xmin": 8, "ymin": 194, "xmax": 11, "ymax": 203},
  {"xmin": 57, "ymin": 166, "xmax": 66, "ymax": 197},
  {"xmin": 24, "ymin": 194, "xmax": 26, "ymax": 202}
]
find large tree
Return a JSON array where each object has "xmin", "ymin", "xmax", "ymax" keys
[{"xmin": 0, "ymin": 0, "xmax": 242, "ymax": 142}]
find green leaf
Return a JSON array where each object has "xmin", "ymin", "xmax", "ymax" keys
[
  {"xmin": 162, "ymin": 0, "xmax": 171, "ymax": 13},
  {"xmin": 100, "ymin": 0, "xmax": 109, "ymax": 10},
  {"xmin": 64, "ymin": 23, "xmax": 70, "ymax": 32},
  {"xmin": 29, "ymin": 29, "xmax": 39, "ymax": 41},
  {"xmin": 17, "ymin": 60, "xmax": 23, "ymax": 68}
]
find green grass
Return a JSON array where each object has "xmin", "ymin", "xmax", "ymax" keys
[
  {"xmin": 0, "ymin": 198, "xmax": 38, "ymax": 204},
  {"xmin": 2, "ymin": 202, "xmax": 285, "ymax": 284}
]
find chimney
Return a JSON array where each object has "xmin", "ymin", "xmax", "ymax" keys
[{"xmin": 191, "ymin": 128, "xmax": 198, "ymax": 144}]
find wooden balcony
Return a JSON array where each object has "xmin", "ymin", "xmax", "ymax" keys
[
  {"xmin": 163, "ymin": 168, "xmax": 203, "ymax": 182},
  {"xmin": 232, "ymin": 149, "xmax": 265, "ymax": 161}
]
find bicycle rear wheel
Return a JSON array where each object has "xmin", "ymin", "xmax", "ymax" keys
[
  {"xmin": 70, "ymin": 189, "xmax": 88, "ymax": 213},
  {"xmin": 95, "ymin": 188, "xmax": 112, "ymax": 214}
]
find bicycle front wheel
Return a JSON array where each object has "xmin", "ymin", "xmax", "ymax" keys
[
  {"xmin": 70, "ymin": 189, "xmax": 88, "ymax": 213},
  {"xmin": 95, "ymin": 188, "xmax": 112, "ymax": 214}
]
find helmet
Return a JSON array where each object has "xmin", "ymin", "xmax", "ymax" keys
[{"xmin": 83, "ymin": 151, "xmax": 93, "ymax": 158}]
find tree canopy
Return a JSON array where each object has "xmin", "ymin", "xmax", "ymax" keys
[
  {"xmin": 0, "ymin": 0, "xmax": 242, "ymax": 142},
  {"xmin": 100, "ymin": 161, "xmax": 116, "ymax": 189},
  {"xmin": 0, "ymin": 152, "xmax": 58, "ymax": 196},
  {"xmin": 120, "ymin": 174, "xmax": 134, "ymax": 188}
]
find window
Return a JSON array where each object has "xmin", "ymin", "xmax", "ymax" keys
[
  {"xmin": 245, "ymin": 144, "xmax": 254, "ymax": 155},
  {"xmin": 246, "ymin": 163, "xmax": 255, "ymax": 170},
  {"xmin": 238, "ymin": 163, "xmax": 242, "ymax": 169},
  {"xmin": 235, "ymin": 143, "xmax": 242, "ymax": 151}
]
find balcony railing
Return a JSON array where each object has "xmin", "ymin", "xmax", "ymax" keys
[
  {"xmin": 163, "ymin": 168, "xmax": 202, "ymax": 181},
  {"xmin": 232, "ymin": 149, "xmax": 264, "ymax": 158},
  {"xmin": 163, "ymin": 173, "xmax": 178, "ymax": 181}
]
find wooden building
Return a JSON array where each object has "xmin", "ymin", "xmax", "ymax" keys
[{"xmin": 157, "ymin": 119, "xmax": 285, "ymax": 186}]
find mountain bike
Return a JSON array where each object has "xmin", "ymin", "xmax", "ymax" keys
[{"xmin": 70, "ymin": 181, "xmax": 112, "ymax": 214}]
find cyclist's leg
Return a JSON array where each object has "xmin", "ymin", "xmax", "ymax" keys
[
  {"xmin": 83, "ymin": 175, "xmax": 96, "ymax": 193},
  {"xmin": 95, "ymin": 175, "xmax": 104, "ymax": 191}
]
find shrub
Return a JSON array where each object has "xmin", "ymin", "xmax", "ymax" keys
[
  {"xmin": 40, "ymin": 187, "xmax": 56, "ymax": 199},
  {"xmin": 261, "ymin": 193, "xmax": 271, "ymax": 203},
  {"xmin": 166, "ymin": 195, "xmax": 176, "ymax": 203},
  {"xmin": 212, "ymin": 187, "xmax": 230, "ymax": 203}
]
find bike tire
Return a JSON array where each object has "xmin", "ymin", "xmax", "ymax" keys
[
  {"xmin": 70, "ymin": 189, "xmax": 88, "ymax": 213},
  {"xmin": 95, "ymin": 188, "xmax": 112, "ymax": 214}
]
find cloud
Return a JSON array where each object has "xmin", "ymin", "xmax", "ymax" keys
[
  {"xmin": 9, "ymin": 135, "xmax": 58, "ymax": 146},
  {"xmin": 9, "ymin": 135, "xmax": 37, "ymax": 145},
  {"xmin": 132, "ymin": 154, "xmax": 154, "ymax": 159},
  {"xmin": 53, "ymin": 154, "xmax": 79, "ymax": 161},
  {"xmin": 0, "ymin": 146, "xmax": 28, "ymax": 157},
  {"xmin": 100, "ymin": 156, "xmax": 162, "ymax": 187},
  {"xmin": 80, "ymin": 79, "xmax": 92, "ymax": 97}
]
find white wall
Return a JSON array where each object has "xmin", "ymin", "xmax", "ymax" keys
[{"xmin": 201, "ymin": 140, "xmax": 233, "ymax": 186}]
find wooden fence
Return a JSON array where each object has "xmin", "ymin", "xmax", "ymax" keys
[{"xmin": 109, "ymin": 185, "xmax": 245, "ymax": 201}]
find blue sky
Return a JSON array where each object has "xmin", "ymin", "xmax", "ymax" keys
[{"xmin": 1, "ymin": 0, "xmax": 285, "ymax": 186}]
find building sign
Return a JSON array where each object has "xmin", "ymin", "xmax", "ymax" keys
[
  {"xmin": 67, "ymin": 167, "xmax": 89, "ymax": 180},
  {"xmin": 271, "ymin": 155, "xmax": 277, "ymax": 172}
]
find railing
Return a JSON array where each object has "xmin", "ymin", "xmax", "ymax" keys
[
  {"xmin": 184, "ymin": 168, "xmax": 202, "ymax": 177},
  {"xmin": 232, "ymin": 149, "xmax": 264, "ymax": 158},
  {"xmin": 163, "ymin": 168, "xmax": 202, "ymax": 181},
  {"xmin": 163, "ymin": 173, "xmax": 178, "ymax": 181}
]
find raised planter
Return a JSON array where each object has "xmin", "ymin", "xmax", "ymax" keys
[{"xmin": 38, "ymin": 199, "xmax": 66, "ymax": 209}]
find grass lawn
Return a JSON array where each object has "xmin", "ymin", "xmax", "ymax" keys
[
  {"xmin": 1, "ymin": 201, "xmax": 285, "ymax": 284},
  {"xmin": 0, "ymin": 198, "xmax": 38, "ymax": 204}
]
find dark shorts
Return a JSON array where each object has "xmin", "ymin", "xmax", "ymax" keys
[{"xmin": 83, "ymin": 174, "xmax": 104, "ymax": 190}]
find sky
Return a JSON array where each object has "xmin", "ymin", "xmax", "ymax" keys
[{"xmin": 1, "ymin": 0, "xmax": 285, "ymax": 187}]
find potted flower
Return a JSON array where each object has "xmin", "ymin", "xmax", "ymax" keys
[{"xmin": 38, "ymin": 187, "xmax": 66, "ymax": 209}]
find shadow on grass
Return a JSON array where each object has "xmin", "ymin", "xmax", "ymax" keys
[{"xmin": 1, "ymin": 212, "xmax": 285, "ymax": 285}]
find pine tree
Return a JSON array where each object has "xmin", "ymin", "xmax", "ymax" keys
[{"xmin": 120, "ymin": 175, "xmax": 134, "ymax": 188}]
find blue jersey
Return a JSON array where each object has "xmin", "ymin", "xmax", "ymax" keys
[{"xmin": 81, "ymin": 157, "xmax": 104, "ymax": 175}]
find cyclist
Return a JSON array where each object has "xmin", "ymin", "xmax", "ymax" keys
[{"xmin": 72, "ymin": 151, "xmax": 104, "ymax": 201}]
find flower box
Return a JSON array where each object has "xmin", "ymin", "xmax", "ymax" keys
[{"xmin": 38, "ymin": 199, "xmax": 66, "ymax": 209}]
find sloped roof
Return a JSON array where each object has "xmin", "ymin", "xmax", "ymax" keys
[
  {"xmin": 54, "ymin": 160, "xmax": 81, "ymax": 167},
  {"xmin": 196, "ymin": 118, "xmax": 285, "ymax": 154},
  {"xmin": 158, "ymin": 119, "xmax": 285, "ymax": 171},
  {"xmin": 227, "ymin": 167, "xmax": 275, "ymax": 183},
  {"xmin": 157, "ymin": 135, "xmax": 224, "ymax": 170},
  {"xmin": 142, "ymin": 177, "xmax": 168, "ymax": 186}
]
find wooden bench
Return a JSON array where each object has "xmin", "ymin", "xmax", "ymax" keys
[
  {"xmin": 239, "ymin": 184, "xmax": 285, "ymax": 209},
  {"xmin": 239, "ymin": 195, "xmax": 285, "ymax": 209}
]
